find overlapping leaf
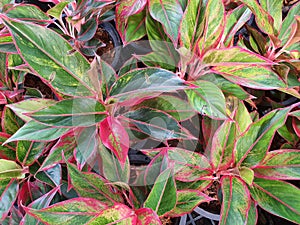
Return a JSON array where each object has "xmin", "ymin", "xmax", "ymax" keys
[
  {"xmin": 28, "ymin": 98, "xmax": 107, "ymax": 127},
  {"xmin": 235, "ymin": 107, "xmax": 291, "ymax": 167},
  {"xmin": 25, "ymin": 198, "xmax": 108, "ymax": 225},
  {"xmin": 144, "ymin": 168, "xmax": 177, "ymax": 216},
  {"xmin": 250, "ymin": 178, "xmax": 300, "ymax": 224},
  {"xmin": 1, "ymin": 16, "xmax": 94, "ymax": 96},
  {"xmin": 149, "ymin": 0, "xmax": 183, "ymax": 45},
  {"xmin": 220, "ymin": 176, "xmax": 251, "ymax": 225},
  {"xmin": 253, "ymin": 150, "xmax": 300, "ymax": 180},
  {"xmin": 0, "ymin": 179, "xmax": 18, "ymax": 220},
  {"xmin": 67, "ymin": 162, "xmax": 123, "ymax": 204},
  {"xmin": 17, "ymin": 141, "xmax": 45, "ymax": 166}
]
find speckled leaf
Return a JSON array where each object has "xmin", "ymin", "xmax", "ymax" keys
[
  {"xmin": 240, "ymin": 0, "xmax": 275, "ymax": 35},
  {"xmin": 179, "ymin": 0, "xmax": 205, "ymax": 49},
  {"xmin": 28, "ymin": 98, "xmax": 107, "ymax": 127},
  {"xmin": 98, "ymin": 143, "xmax": 130, "ymax": 183},
  {"xmin": 99, "ymin": 116, "xmax": 129, "ymax": 165},
  {"xmin": 167, "ymin": 148, "xmax": 212, "ymax": 182},
  {"xmin": 0, "ymin": 132, "xmax": 16, "ymax": 160},
  {"xmin": 210, "ymin": 120, "xmax": 234, "ymax": 170},
  {"xmin": 124, "ymin": 108, "xmax": 192, "ymax": 141},
  {"xmin": 67, "ymin": 162, "xmax": 123, "ymax": 204},
  {"xmin": 254, "ymin": 150, "xmax": 300, "ymax": 180},
  {"xmin": 220, "ymin": 176, "xmax": 251, "ymax": 225},
  {"xmin": 168, "ymin": 190, "xmax": 213, "ymax": 216},
  {"xmin": 246, "ymin": 202, "xmax": 258, "ymax": 225},
  {"xmin": 223, "ymin": 5, "xmax": 251, "ymax": 46},
  {"xmin": 88, "ymin": 204, "xmax": 136, "ymax": 225},
  {"xmin": 149, "ymin": 0, "xmax": 183, "ymax": 45},
  {"xmin": 135, "ymin": 208, "xmax": 161, "ymax": 225},
  {"xmin": 1, "ymin": 107, "xmax": 23, "ymax": 135},
  {"xmin": 198, "ymin": 0, "xmax": 224, "ymax": 53},
  {"xmin": 0, "ymin": 34, "xmax": 17, "ymax": 53},
  {"xmin": 25, "ymin": 198, "xmax": 107, "ymax": 225},
  {"xmin": 136, "ymin": 95, "xmax": 195, "ymax": 121},
  {"xmin": 0, "ymin": 179, "xmax": 18, "ymax": 220},
  {"xmin": 212, "ymin": 65, "xmax": 286, "ymax": 90},
  {"xmin": 21, "ymin": 187, "xmax": 59, "ymax": 225},
  {"xmin": 5, "ymin": 120, "xmax": 69, "ymax": 143},
  {"xmin": 239, "ymin": 167, "xmax": 254, "ymax": 185},
  {"xmin": 1, "ymin": 16, "xmax": 94, "ymax": 96},
  {"xmin": 185, "ymin": 81, "xmax": 228, "ymax": 119},
  {"xmin": 200, "ymin": 73, "xmax": 251, "ymax": 100},
  {"xmin": 110, "ymin": 68, "xmax": 185, "ymax": 102},
  {"xmin": 47, "ymin": 1, "xmax": 70, "ymax": 20},
  {"xmin": 40, "ymin": 131, "xmax": 76, "ymax": 170},
  {"xmin": 5, "ymin": 5, "xmax": 50, "ymax": 22},
  {"xmin": 202, "ymin": 47, "xmax": 272, "ymax": 65},
  {"xmin": 278, "ymin": 2, "xmax": 300, "ymax": 46},
  {"xmin": 260, "ymin": 0, "xmax": 282, "ymax": 33},
  {"xmin": 144, "ymin": 168, "xmax": 177, "ymax": 216},
  {"xmin": 17, "ymin": 141, "xmax": 45, "ymax": 166},
  {"xmin": 0, "ymin": 159, "xmax": 25, "ymax": 179},
  {"xmin": 7, "ymin": 98, "xmax": 56, "ymax": 122},
  {"xmin": 235, "ymin": 107, "xmax": 290, "ymax": 167},
  {"xmin": 250, "ymin": 178, "xmax": 300, "ymax": 224},
  {"xmin": 116, "ymin": 0, "xmax": 147, "ymax": 44}
]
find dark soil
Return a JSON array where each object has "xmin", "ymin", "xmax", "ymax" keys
[
  {"xmin": 24, "ymin": 74, "xmax": 54, "ymax": 99},
  {"xmin": 93, "ymin": 27, "xmax": 115, "ymax": 64}
]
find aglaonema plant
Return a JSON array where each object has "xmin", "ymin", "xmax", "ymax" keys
[{"xmin": 0, "ymin": 0, "xmax": 300, "ymax": 224}]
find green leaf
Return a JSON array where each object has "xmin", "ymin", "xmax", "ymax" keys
[
  {"xmin": 223, "ymin": 5, "xmax": 251, "ymax": 46},
  {"xmin": 168, "ymin": 190, "xmax": 213, "ymax": 216},
  {"xmin": 136, "ymin": 94, "xmax": 195, "ymax": 121},
  {"xmin": 110, "ymin": 68, "xmax": 185, "ymax": 102},
  {"xmin": 246, "ymin": 201, "xmax": 258, "ymax": 225},
  {"xmin": 260, "ymin": 0, "xmax": 282, "ymax": 33},
  {"xmin": 144, "ymin": 168, "xmax": 177, "ymax": 216},
  {"xmin": 253, "ymin": 150, "xmax": 300, "ymax": 180},
  {"xmin": 240, "ymin": 0, "xmax": 275, "ymax": 35},
  {"xmin": 198, "ymin": 0, "xmax": 224, "ymax": 53},
  {"xmin": 47, "ymin": 1, "xmax": 70, "ymax": 20},
  {"xmin": 0, "ymin": 132, "xmax": 16, "ymax": 160},
  {"xmin": 0, "ymin": 179, "xmax": 18, "ymax": 220},
  {"xmin": 28, "ymin": 98, "xmax": 107, "ymax": 127},
  {"xmin": 210, "ymin": 120, "xmax": 234, "ymax": 170},
  {"xmin": 1, "ymin": 17, "xmax": 94, "ymax": 96},
  {"xmin": 167, "ymin": 148, "xmax": 212, "ymax": 182},
  {"xmin": 2, "ymin": 107, "xmax": 23, "ymax": 135},
  {"xmin": 179, "ymin": 0, "xmax": 205, "ymax": 49},
  {"xmin": 7, "ymin": 98, "xmax": 56, "ymax": 122},
  {"xmin": 22, "ymin": 187, "xmax": 59, "ymax": 225},
  {"xmin": 202, "ymin": 47, "xmax": 272, "ymax": 65},
  {"xmin": 5, "ymin": 120, "xmax": 69, "ymax": 143},
  {"xmin": 124, "ymin": 108, "xmax": 192, "ymax": 141},
  {"xmin": 250, "ymin": 178, "xmax": 300, "ymax": 224},
  {"xmin": 5, "ymin": 5, "xmax": 50, "ymax": 22},
  {"xmin": 98, "ymin": 143, "xmax": 130, "ymax": 183},
  {"xmin": 17, "ymin": 141, "xmax": 45, "ymax": 166},
  {"xmin": 278, "ymin": 2, "xmax": 300, "ymax": 46},
  {"xmin": 40, "ymin": 131, "xmax": 76, "ymax": 170},
  {"xmin": 25, "ymin": 198, "xmax": 108, "ymax": 225},
  {"xmin": 67, "ymin": 162, "xmax": 123, "ymax": 204},
  {"xmin": 0, "ymin": 159, "xmax": 25, "ymax": 179},
  {"xmin": 0, "ymin": 34, "xmax": 17, "ymax": 53},
  {"xmin": 239, "ymin": 167, "xmax": 254, "ymax": 185},
  {"xmin": 149, "ymin": 0, "xmax": 183, "ymax": 45},
  {"xmin": 88, "ymin": 204, "xmax": 135, "ymax": 225},
  {"xmin": 125, "ymin": 11, "xmax": 147, "ymax": 44},
  {"xmin": 220, "ymin": 176, "xmax": 251, "ymax": 225},
  {"xmin": 212, "ymin": 65, "xmax": 286, "ymax": 90},
  {"xmin": 185, "ymin": 81, "xmax": 228, "ymax": 119},
  {"xmin": 235, "ymin": 107, "xmax": 290, "ymax": 167},
  {"xmin": 77, "ymin": 18, "xmax": 97, "ymax": 42},
  {"xmin": 200, "ymin": 73, "xmax": 251, "ymax": 100}
]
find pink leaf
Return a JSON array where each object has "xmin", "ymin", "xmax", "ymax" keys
[
  {"xmin": 136, "ymin": 208, "xmax": 161, "ymax": 225},
  {"xmin": 99, "ymin": 116, "xmax": 129, "ymax": 165}
]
